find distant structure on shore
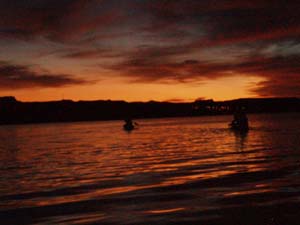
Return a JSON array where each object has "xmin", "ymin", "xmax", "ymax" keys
[{"xmin": 0, "ymin": 96, "xmax": 300, "ymax": 125}]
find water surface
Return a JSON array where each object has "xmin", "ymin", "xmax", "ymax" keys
[{"xmin": 1, "ymin": 114, "xmax": 300, "ymax": 224}]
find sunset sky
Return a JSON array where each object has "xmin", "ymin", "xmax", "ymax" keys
[{"xmin": 0, "ymin": 0, "xmax": 299, "ymax": 102}]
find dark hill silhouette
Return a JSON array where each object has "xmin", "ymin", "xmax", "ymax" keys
[{"xmin": 0, "ymin": 96, "xmax": 299, "ymax": 125}]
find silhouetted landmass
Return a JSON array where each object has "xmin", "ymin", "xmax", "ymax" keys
[{"xmin": 0, "ymin": 96, "xmax": 299, "ymax": 125}]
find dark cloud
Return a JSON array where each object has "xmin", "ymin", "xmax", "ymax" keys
[
  {"xmin": 143, "ymin": 0, "xmax": 300, "ymax": 45},
  {"xmin": 1, "ymin": 0, "xmax": 299, "ymax": 46},
  {"xmin": 1, "ymin": 0, "xmax": 299, "ymax": 44},
  {"xmin": 163, "ymin": 98, "xmax": 193, "ymax": 103},
  {"xmin": 107, "ymin": 0, "xmax": 300, "ymax": 97},
  {"xmin": 61, "ymin": 49, "xmax": 123, "ymax": 59},
  {"xmin": 108, "ymin": 47, "xmax": 300, "ymax": 97},
  {"xmin": 0, "ymin": 0, "xmax": 122, "ymax": 42},
  {"xmin": 63, "ymin": 50, "xmax": 107, "ymax": 59},
  {"xmin": 0, "ymin": 61, "xmax": 89, "ymax": 89}
]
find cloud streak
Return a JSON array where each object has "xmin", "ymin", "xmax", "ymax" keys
[{"xmin": 0, "ymin": 61, "xmax": 89, "ymax": 89}]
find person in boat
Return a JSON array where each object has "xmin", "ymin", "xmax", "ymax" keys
[
  {"xmin": 230, "ymin": 108, "xmax": 249, "ymax": 131},
  {"xmin": 123, "ymin": 118, "xmax": 135, "ymax": 131}
]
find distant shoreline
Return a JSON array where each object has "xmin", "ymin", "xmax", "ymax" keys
[
  {"xmin": 0, "ymin": 96, "xmax": 299, "ymax": 126},
  {"xmin": 1, "ymin": 112, "xmax": 299, "ymax": 128}
]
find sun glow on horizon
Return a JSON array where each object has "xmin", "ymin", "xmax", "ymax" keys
[{"xmin": 0, "ymin": 75, "xmax": 265, "ymax": 102}]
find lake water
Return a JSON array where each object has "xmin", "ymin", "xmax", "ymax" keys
[{"xmin": 0, "ymin": 114, "xmax": 300, "ymax": 225}]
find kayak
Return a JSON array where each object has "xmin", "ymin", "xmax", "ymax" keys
[
  {"xmin": 229, "ymin": 123, "xmax": 249, "ymax": 132},
  {"xmin": 123, "ymin": 124, "xmax": 134, "ymax": 131}
]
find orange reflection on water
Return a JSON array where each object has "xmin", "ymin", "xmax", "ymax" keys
[
  {"xmin": 224, "ymin": 188, "xmax": 275, "ymax": 197},
  {"xmin": 144, "ymin": 207, "xmax": 185, "ymax": 214},
  {"xmin": 3, "ymin": 114, "xmax": 298, "ymax": 223},
  {"xmin": 45, "ymin": 212, "xmax": 107, "ymax": 224}
]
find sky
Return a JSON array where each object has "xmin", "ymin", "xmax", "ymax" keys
[{"xmin": 0, "ymin": 0, "xmax": 299, "ymax": 102}]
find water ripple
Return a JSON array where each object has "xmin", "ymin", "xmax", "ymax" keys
[{"xmin": 1, "ymin": 114, "xmax": 300, "ymax": 224}]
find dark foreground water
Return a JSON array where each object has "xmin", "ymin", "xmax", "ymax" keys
[{"xmin": 0, "ymin": 114, "xmax": 300, "ymax": 225}]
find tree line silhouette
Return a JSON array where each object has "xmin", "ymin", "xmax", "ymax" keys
[{"xmin": 0, "ymin": 96, "xmax": 299, "ymax": 125}]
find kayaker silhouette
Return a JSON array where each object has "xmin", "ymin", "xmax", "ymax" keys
[
  {"xmin": 230, "ymin": 108, "xmax": 249, "ymax": 132},
  {"xmin": 123, "ymin": 118, "xmax": 137, "ymax": 131}
]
